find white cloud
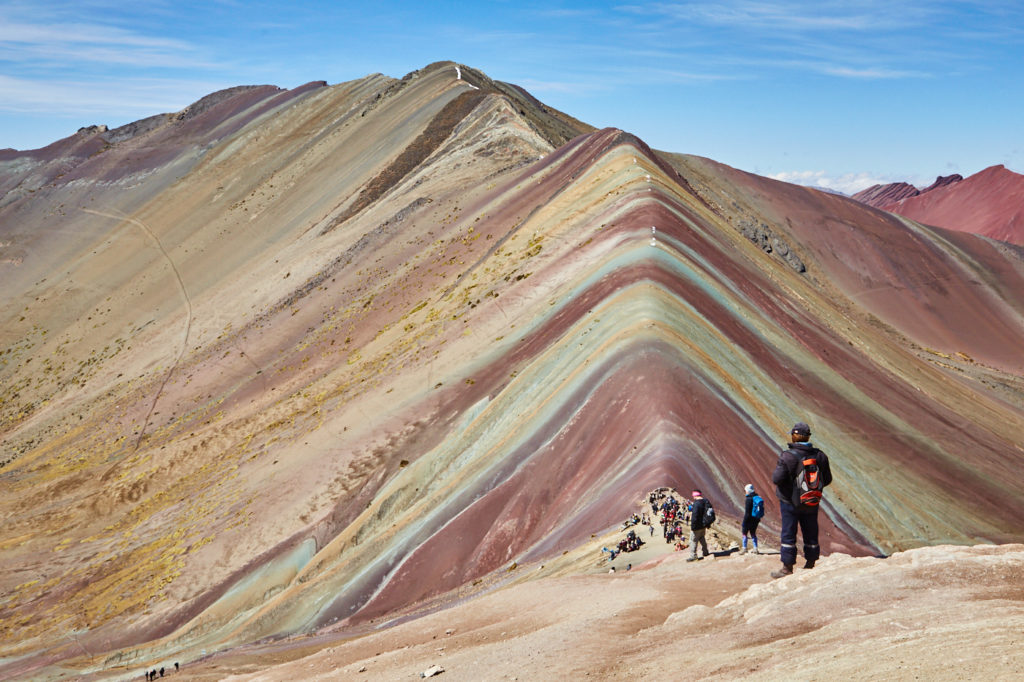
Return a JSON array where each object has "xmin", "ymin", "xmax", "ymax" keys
[
  {"xmin": 768, "ymin": 170, "xmax": 924, "ymax": 195},
  {"xmin": 628, "ymin": 1, "xmax": 934, "ymax": 33},
  {"xmin": 0, "ymin": 8, "xmax": 213, "ymax": 70},
  {"xmin": 628, "ymin": 66, "xmax": 742, "ymax": 83},
  {"xmin": 661, "ymin": 3, "xmax": 878, "ymax": 31},
  {"xmin": 821, "ymin": 65, "xmax": 927, "ymax": 79},
  {"xmin": 0, "ymin": 73, "xmax": 226, "ymax": 117},
  {"xmin": 610, "ymin": 2, "xmax": 968, "ymax": 81},
  {"xmin": 0, "ymin": 6, "xmax": 226, "ymax": 122},
  {"xmin": 0, "ymin": 20, "xmax": 188, "ymax": 50}
]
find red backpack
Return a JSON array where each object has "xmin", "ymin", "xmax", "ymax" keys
[{"xmin": 791, "ymin": 450, "xmax": 824, "ymax": 507}]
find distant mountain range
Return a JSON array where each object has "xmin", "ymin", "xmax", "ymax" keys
[{"xmin": 852, "ymin": 165, "xmax": 1024, "ymax": 245}]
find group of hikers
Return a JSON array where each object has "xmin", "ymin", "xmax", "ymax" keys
[
  {"xmin": 143, "ymin": 663, "xmax": 178, "ymax": 679},
  {"xmin": 605, "ymin": 422, "xmax": 832, "ymax": 579}
]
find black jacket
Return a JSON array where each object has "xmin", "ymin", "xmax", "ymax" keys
[
  {"xmin": 690, "ymin": 497, "xmax": 709, "ymax": 530},
  {"xmin": 772, "ymin": 442, "xmax": 832, "ymax": 506}
]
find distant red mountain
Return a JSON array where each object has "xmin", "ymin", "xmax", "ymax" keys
[
  {"xmin": 852, "ymin": 180, "xmax": 923, "ymax": 207},
  {"xmin": 853, "ymin": 165, "xmax": 1024, "ymax": 245}
]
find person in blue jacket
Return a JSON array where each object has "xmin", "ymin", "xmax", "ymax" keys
[{"xmin": 740, "ymin": 483, "xmax": 762, "ymax": 555}]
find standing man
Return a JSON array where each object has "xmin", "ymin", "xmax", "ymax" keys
[
  {"xmin": 685, "ymin": 490, "xmax": 711, "ymax": 562},
  {"xmin": 771, "ymin": 422, "xmax": 832, "ymax": 578}
]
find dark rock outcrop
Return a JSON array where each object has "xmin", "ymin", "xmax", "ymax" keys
[
  {"xmin": 737, "ymin": 218, "xmax": 806, "ymax": 273},
  {"xmin": 919, "ymin": 173, "xmax": 963, "ymax": 194}
]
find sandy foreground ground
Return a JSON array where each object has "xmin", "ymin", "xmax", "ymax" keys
[{"xmin": 142, "ymin": 515, "xmax": 1024, "ymax": 682}]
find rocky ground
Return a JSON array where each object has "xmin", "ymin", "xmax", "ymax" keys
[
  {"xmin": 128, "ymin": 497, "xmax": 1023, "ymax": 681},
  {"xmin": 157, "ymin": 540, "xmax": 1024, "ymax": 682}
]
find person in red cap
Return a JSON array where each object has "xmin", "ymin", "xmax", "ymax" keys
[
  {"xmin": 770, "ymin": 422, "xmax": 832, "ymax": 578},
  {"xmin": 685, "ymin": 489, "xmax": 711, "ymax": 562}
]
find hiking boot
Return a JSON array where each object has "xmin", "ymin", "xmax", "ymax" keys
[
  {"xmin": 686, "ymin": 556, "xmax": 698, "ymax": 562},
  {"xmin": 753, "ymin": 548, "xmax": 761, "ymax": 555},
  {"xmin": 739, "ymin": 547, "xmax": 748, "ymax": 555},
  {"xmin": 803, "ymin": 560, "xmax": 815, "ymax": 569},
  {"xmin": 770, "ymin": 564, "xmax": 794, "ymax": 579}
]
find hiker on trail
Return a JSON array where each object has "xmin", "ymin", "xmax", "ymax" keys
[
  {"xmin": 771, "ymin": 422, "xmax": 832, "ymax": 578},
  {"xmin": 686, "ymin": 490, "xmax": 711, "ymax": 562},
  {"xmin": 740, "ymin": 483, "xmax": 763, "ymax": 554}
]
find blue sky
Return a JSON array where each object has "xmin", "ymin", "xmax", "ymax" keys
[{"xmin": 1, "ymin": 1, "xmax": 1021, "ymax": 193}]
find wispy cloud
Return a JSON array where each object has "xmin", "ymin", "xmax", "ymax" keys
[
  {"xmin": 610, "ymin": 1, "xmax": 997, "ymax": 80},
  {"xmin": 0, "ymin": 43, "xmax": 218, "ymax": 70},
  {"xmin": 819, "ymin": 65, "xmax": 929, "ymax": 79},
  {"xmin": 769, "ymin": 170, "xmax": 928, "ymax": 195},
  {"xmin": 0, "ymin": 6, "xmax": 211, "ymax": 70},
  {"xmin": 538, "ymin": 8, "xmax": 604, "ymax": 19},
  {"xmin": 0, "ymin": 20, "xmax": 187, "ymax": 50},
  {"xmin": 623, "ymin": 1, "xmax": 935, "ymax": 33},
  {"xmin": 625, "ymin": 66, "xmax": 743, "ymax": 83},
  {"xmin": 0, "ymin": 73, "xmax": 225, "ymax": 117},
  {"xmin": 0, "ymin": 2, "xmax": 230, "ymax": 129},
  {"xmin": 650, "ymin": 2, "xmax": 881, "ymax": 31}
]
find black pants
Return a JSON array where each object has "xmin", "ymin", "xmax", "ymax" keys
[{"xmin": 779, "ymin": 501, "xmax": 819, "ymax": 566}]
